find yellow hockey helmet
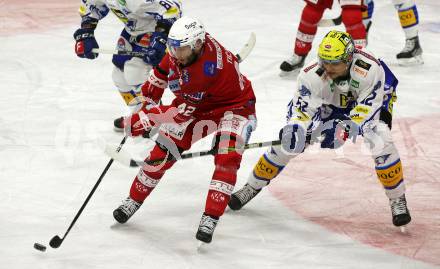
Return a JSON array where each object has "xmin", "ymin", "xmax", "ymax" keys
[{"xmin": 318, "ymin": 30, "xmax": 355, "ymax": 64}]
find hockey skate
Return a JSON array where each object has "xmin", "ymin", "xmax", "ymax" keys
[
  {"xmin": 113, "ymin": 116, "xmax": 125, "ymax": 132},
  {"xmin": 195, "ymin": 213, "xmax": 219, "ymax": 244},
  {"xmin": 228, "ymin": 183, "xmax": 261, "ymax": 211},
  {"xmin": 113, "ymin": 197, "xmax": 142, "ymax": 224},
  {"xmin": 396, "ymin": 36, "xmax": 423, "ymax": 66},
  {"xmin": 279, "ymin": 54, "xmax": 307, "ymax": 77},
  {"xmin": 389, "ymin": 194, "xmax": 411, "ymax": 232}
]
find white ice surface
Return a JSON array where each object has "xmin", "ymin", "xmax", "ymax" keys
[{"xmin": 1, "ymin": 0, "xmax": 439, "ymax": 268}]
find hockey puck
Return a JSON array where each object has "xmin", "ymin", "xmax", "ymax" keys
[{"xmin": 33, "ymin": 243, "xmax": 47, "ymax": 252}]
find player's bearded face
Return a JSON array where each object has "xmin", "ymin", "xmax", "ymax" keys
[
  {"xmin": 321, "ymin": 61, "xmax": 349, "ymax": 79},
  {"xmin": 169, "ymin": 45, "xmax": 198, "ymax": 66}
]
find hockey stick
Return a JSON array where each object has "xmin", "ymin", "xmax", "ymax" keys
[
  {"xmin": 235, "ymin": 32, "xmax": 256, "ymax": 63},
  {"xmin": 318, "ymin": 15, "xmax": 342, "ymax": 27},
  {"xmin": 48, "ymin": 136, "xmax": 128, "ymax": 249},
  {"xmin": 105, "ymin": 139, "xmax": 281, "ymax": 167},
  {"xmin": 91, "ymin": 32, "xmax": 256, "ymax": 63}
]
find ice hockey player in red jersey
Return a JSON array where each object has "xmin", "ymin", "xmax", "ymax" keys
[
  {"xmin": 280, "ymin": 0, "xmax": 369, "ymax": 74},
  {"xmin": 112, "ymin": 16, "xmax": 257, "ymax": 244}
]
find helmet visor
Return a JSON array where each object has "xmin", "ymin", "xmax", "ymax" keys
[
  {"xmin": 318, "ymin": 57, "xmax": 345, "ymax": 65},
  {"xmin": 167, "ymin": 38, "xmax": 193, "ymax": 59}
]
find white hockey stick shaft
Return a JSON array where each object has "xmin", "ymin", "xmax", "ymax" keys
[{"xmin": 236, "ymin": 32, "xmax": 256, "ymax": 63}]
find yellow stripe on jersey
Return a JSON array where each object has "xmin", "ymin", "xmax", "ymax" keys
[
  {"xmin": 398, "ymin": 9, "xmax": 418, "ymax": 28},
  {"xmin": 376, "ymin": 160, "xmax": 403, "ymax": 188}
]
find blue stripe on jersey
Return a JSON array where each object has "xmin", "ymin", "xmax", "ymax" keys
[{"xmin": 376, "ymin": 158, "xmax": 401, "ymax": 170}]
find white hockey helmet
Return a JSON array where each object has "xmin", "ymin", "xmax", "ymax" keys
[{"xmin": 167, "ymin": 16, "xmax": 206, "ymax": 56}]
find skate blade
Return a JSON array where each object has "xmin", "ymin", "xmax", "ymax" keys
[
  {"xmin": 397, "ymin": 55, "xmax": 424, "ymax": 66},
  {"xmin": 197, "ymin": 241, "xmax": 207, "ymax": 252},
  {"xmin": 400, "ymin": 225, "xmax": 408, "ymax": 234},
  {"xmin": 113, "ymin": 126, "xmax": 124, "ymax": 133}
]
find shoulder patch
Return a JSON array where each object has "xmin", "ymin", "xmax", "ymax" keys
[
  {"xmin": 355, "ymin": 59, "xmax": 371, "ymax": 70},
  {"xmin": 315, "ymin": 67, "xmax": 325, "ymax": 77},
  {"xmin": 350, "ymin": 79, "xmax": 360, "ymax": 88},
  {"xmin": 203, "ymin": 61, "xmax": 217, "ymax": 77}
]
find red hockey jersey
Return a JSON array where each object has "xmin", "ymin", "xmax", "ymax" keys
[{"xmin": 147, "ymin": 33, "xmax": 256, "ymax": 121}]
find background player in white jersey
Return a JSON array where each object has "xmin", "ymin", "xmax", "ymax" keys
[
  {"xmin": 348, "ymin": 0, "xmax": 423, "ymax": 65},
  {"xmin": 73, "ymin": 0, "xmax": 182, "ymax": 130},
  {"xmin": 230, "ymin": 30, "xmax": 411, "ymax": 229},
  {"xmin": 383, "ymin": 0, "xmax": 423, "ymax": 64}
]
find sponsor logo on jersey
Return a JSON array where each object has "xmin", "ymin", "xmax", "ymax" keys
[
  {"xmin": 182, "ymin": 92, "xmax": 205, "ymax": 104},
  {"xmin": 203, "ymin": 61, "xmax": 217, "ymax": 77},
  {"xmin": 353, "ymin": 66, "xmax": 367, "ymax": 77},
  {"xmin": 353, "ymin": 105, "xmax": 371, "ymax": 114},
  {"xmin": 299, "ymin": 85, "xmax": 311, "ymax": 96},
  {"xmin": 315, "ymin": 67, "xmax": 325, "ymax": 77},
  {"xmin": 355, "ymin": 59, "xmax": 371, "ymax": 70},
  {"xmin": 350, "ymin": 113, "xmax": 364, "ymax": 124},
  {"xmin": 116, "ymin": 37, "xmax": 127, "ymax": 50},
  {"xmin": 207, "ymin": 35, "xmax": 223, "ymax": 69},
  {"xmin": 181, "ymin": 69, "xmax": 190, "ymax": 83},
  {"xmin": 350, "ymin": 79, "xmax": 360, "ymax": 88},
  {"xmin": 304, "ymin": 62, "xmax": 318, "ymax": 73},
  {"xmin": 168, "ymin": 79, "xmax": 180, "ymax": 92}
]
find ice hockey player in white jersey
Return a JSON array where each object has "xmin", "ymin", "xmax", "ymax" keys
[
  {"xmin": 229, "ymin": 30, "xmax": 411, "ymax": 229},
  {"xmin": 73, "ymin": 0, "xmax": 182, "ymax": 130}
]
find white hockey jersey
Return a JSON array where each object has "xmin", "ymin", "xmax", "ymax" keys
[
  {"xmin": 79, "ymin": 0, "xmax": 182, "ymax": 36},
  {"xmin": 287, "ymin": 48, "xmax": 396, "ymax": 133}
]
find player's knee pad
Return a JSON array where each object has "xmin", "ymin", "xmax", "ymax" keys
[{"xmin": 392, "ymin": 0, "xmax": 419, "ymax": 37}]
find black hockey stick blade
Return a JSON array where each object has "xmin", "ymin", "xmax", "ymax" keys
[{"xmin": 49, "ymin": 235, "xmax": 63, "ymax": 248}]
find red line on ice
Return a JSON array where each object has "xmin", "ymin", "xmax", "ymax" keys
[{"xmin": 0, "ymin": 0, "xmax": 78, "ymax": 36}]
